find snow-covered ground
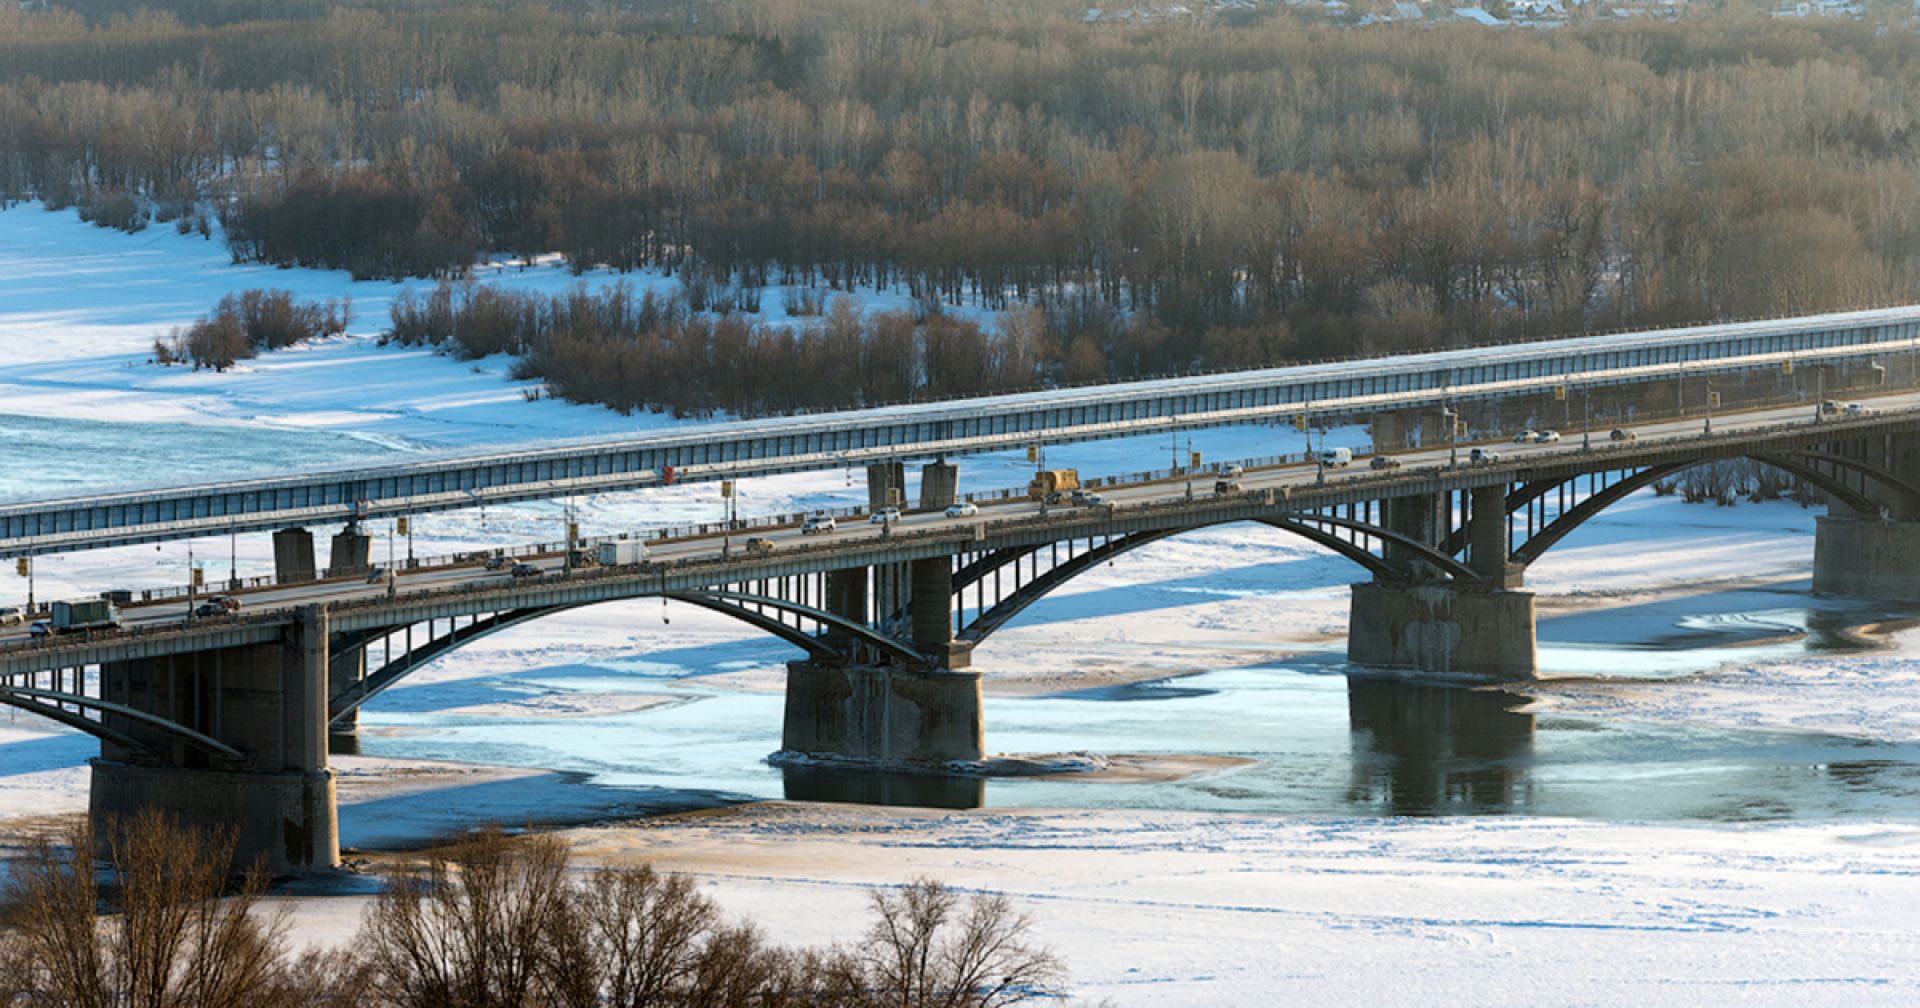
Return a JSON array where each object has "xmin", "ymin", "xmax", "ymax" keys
[{"xmin": 5, "ymin": 204, "xmax": 1920, "ymax": 1005}]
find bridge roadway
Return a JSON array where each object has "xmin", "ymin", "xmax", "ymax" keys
[
  {"xmin": 4, "ymin": 387, "xmax": 1916, "ymax": 677},
  {"xmin": 2, "ymin": 304, "xmax": 1919, "ymax": 557}
]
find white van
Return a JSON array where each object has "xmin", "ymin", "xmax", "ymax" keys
[{"xmin": 1315, "ymin": 447, "xmax": 1353, "ymax": 468}]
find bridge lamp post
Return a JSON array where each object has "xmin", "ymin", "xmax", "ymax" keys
[
  {"xmin": 1441, "ymin": 407, "xmax": 1459, "ymax": 466},
  {"xmin": 1704, "ymin": 376, "xmax": 1715, "ymax": 436}
]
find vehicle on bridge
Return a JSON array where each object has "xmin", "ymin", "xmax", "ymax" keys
[
  {"xmin": 944, "ymin": 502, "xmax": 979, "ymax": 518},
  {"xmin": 1315, "ymin": 447, "xmax": 1353, "ymax": 468},
  {"xmin": 509, "ymin": 562, "xmax": 542, "ymax": 578},
  {"xmin": 1469, "ymin": 447, "xmax": 1501, "ymax": 464},
  {"xmin": 597, "ymin": 540, "xmax": 648, "ymax": 566},
  {"xmin": 51, "ymin": 598, "xmax": 119, "ymax": 633},
  {"xmin": 1513, "ymin": 430, "xmax": 1537, "ymax": 443},
  {"xmin": 745, "ymin": 536, "xmax": 775, "ymax": 555},
  {"xmin": 1610, "ymin": 428, "xmax": 1637, "ymax": 442},
  {"xmin": 871, "ymin": 507, "xmax": 901, "ymax": 524},
  {"xmin": 1028, "ymin": 469, "xmax": 1081, "ymax": 500},
  {"xmin": 802, "ymin": 515, "xmax": 837, "ymax": 534},
  {"xmin": 1369, "ymin": 455, "xmax": 1402, "ymax": 471},
  {"xmin": 1534, "ymin": 430, "xmax": 1561, "ymax": 443},
  {"xmin": 483, "ymin": 553, "xmax": 512, "ymax": 571},
  {"xmin": 1214, "ymin": 478, "xmax": 1242, "ymax": 496}
]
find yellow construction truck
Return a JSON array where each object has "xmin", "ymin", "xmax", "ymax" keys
[{"xmin": 1027, "ymin": 468, "xmax": 1080, "ymax": 501}]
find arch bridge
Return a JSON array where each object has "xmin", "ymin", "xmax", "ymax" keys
[{"xmin": 7, "ymin": 410, "xmax": 1920, "ymax": 875}]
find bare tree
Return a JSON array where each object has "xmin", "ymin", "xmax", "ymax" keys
[
  {"xmin": 0, "ymin": 809, "xmax": 328, "ymax": 1008},
  {"xmin": 860, "ymin": 879, "xmax": 1064, "ymax": 1008},
  {"xmin": 359, "ymin": 828, "xmax": 575, "ymax": 1008}
]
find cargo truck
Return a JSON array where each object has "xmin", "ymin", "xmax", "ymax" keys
[
  {"xmin": 597, "ymin": 539, "xmax": 649, "ymax": 566},
  {"xmin": 1027, "ymin": 469, "xmax": 1080, "ymax": 500},
  {"xmin": 52, "ymin": 599, "xmax": 120, "ymax": 633}
]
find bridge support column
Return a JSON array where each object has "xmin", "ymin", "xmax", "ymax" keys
[
  {"xmin": 90, "ymin": 605, "xmax": 338, "ymax": 875},
  {"xmin": 273, "ymin": 527, "xmax": 316, "ymax": 584},
  {"xmin": 781, "ymin": 661, "xmax": 983, "ymax": 767},
  {"xmin": 327, "ymin": 528, "xmax": 372, "ymax": 579},
  {"xmin": 328, "ymin": 644, "xmax": 364, "ymax": 737},
  {"xmin": 1348, "ymin": 582, "xmax": 1537, "ymax": 680},
  {"xmin": 917, "ymin": 460, "xmax": 960, "ymax": 511},
  {"xmin": 1467, "ymin": 485, "xmax": 1525, "ymax": 589},
  {"xmin": 1813, "ymin": 516, "xmax": 1920, "ymax": 602},
  {"xmin": 867, "ymin": 462, "xmax": 907, "ymax": 511}
]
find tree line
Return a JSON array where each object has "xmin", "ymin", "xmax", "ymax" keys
[
  {"xmin": 3, "ymin": 0, "xmax": 1919, "ymax": 381},
  {"xmin": 385, "ymin": 280, "xmax": 1248, "ymax": 416},
  {"xmin": 0, "ymin": 812, "xmax": 1068, "ymax": 1007}
]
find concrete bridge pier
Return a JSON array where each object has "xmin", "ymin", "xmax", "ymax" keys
[
  {"xmin": 1347, "ymin": 486, "xmax": 1537, "ymax": 679},
  {"xmin": 1812, "ymin": 432, "xmax": 1920, "ymax": 602},
  {"xmin": 327, "ymin": 527, "xmax": 373, "ymax": 578},
  {"xmin": 272, "ymin": 527, "xmax": 316, "ymax": 584},
  {"xmin": 1813, "ymin": 517, "xmax": 1920, "ymax": 602},
  {"xmin": 781, "ymin": 558, "xmax": 981, "ymax": 767},
  {"xmin": 90, "ymin": 606, "xmax": 338, "ymax": 875},
  {"xmin": 1347, "ymin": 582, "xmax": 1538, "ymax": 680}
]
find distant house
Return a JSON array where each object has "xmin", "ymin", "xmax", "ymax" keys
[{"xmin": 1452, "ymin": 5, "xmax": 1505, "ymax": 23}]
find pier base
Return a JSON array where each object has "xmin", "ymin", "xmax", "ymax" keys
[
  {"xmin": 782, "ymin": 660, "xmax": 984, "ymax": 767},
  {"xmin": 1348, "ymin": 582, "xmax": 1538, "ymax": 680}
]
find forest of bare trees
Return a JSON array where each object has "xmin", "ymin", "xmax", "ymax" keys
[{"xmin": 4, "ymin": 0, "xmax": 1920, "ymax": 397}]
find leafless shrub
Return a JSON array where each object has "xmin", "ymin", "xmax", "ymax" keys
[
  {"xmin": 0, "ymin": 810, "xmax": 346, "ymax": 1007},
  {"xmin": 359, "ymin": 828, "xmax": 575, "ymax": 1008},
  {"xmin": 859, "ymin": 878, "xmax": 1065, "ymax": 1008}
]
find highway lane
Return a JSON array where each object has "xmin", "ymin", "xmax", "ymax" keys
[{"xmin": 8, "ymin": 389, "xmax": 1915, "ymax": 645}]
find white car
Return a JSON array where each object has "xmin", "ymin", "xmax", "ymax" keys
[
  {"xmin": 870, "ymin": 507, "xmax": 901, "ymax": 524},
  {"xmin": 1512, "ymin": 430, "xmax": 1537, "ymax": 443},
  {"xmin": 944, "ymin": 502, "xmax": 979, "ymax": 518},
  {"xmin": 1533, "ymin": 430, "xmax": 1561, "ymax": 444},
  {"xmin": 1846, "ymin": 403, "xmax": 1874, "ymax": 417},
  {"xmin": 801, "ymin": 515, "xmax": 836, "ymax": 534},
  {"xmin": 1469, "ymin": 447, "xmax": 1501, "ymax": 464}
]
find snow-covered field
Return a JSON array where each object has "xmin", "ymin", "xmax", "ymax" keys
[{"xmin": 5, "ymin": 203, "xmax": 1920, "ymax": 1005}]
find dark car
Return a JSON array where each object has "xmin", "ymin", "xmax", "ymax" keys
[
  {"xmin": 483, "ymin": 554, "xmax": 512, "ymax": 571},
  {"xmin": 509, "ymin": 562, "xmax": 543, "ymax": 578},
  {"xmin": 194, "ymin": 601, "xmax": 228, "ymax": 618}
]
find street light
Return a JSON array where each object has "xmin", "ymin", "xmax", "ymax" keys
[{"xmin": 1441, "ymin": 406, "xmax": 1459, "ymax": 466}]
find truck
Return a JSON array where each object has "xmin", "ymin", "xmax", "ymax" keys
[
  {"xmin": 1028, "ymin": 469, "xmax": 1080, "ymax": 500},
  {"xmin": 1314, "ymin": 447, "xmax": 1353, "ymax": 468},
  {"xmin": 52, "ymin": 599, "xmax": 119, "ymax": 633},
  {"xmin": 597, "ymin": 539, "xmax": 649, "ymax": 566}
]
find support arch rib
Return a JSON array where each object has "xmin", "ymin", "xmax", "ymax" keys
[
  {"xmin": 331, "ymin": 607, "xmax": 567, "ymax": 725},
  {"xmin": 0, "ymin": 684, "xmax": 247, "ymax": 763},
  {"xmin": 671, "ymin": 590, "xmax": 928, "ymax": 666}
]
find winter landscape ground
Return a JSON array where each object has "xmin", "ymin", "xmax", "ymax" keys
[{"xmin": 2, "ymin": 202, "xmax": 1919, "ymax": 1005}]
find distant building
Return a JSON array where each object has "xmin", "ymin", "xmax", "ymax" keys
[{"xmin": 1452, "ymin": 5, "xmax": 1506, "ymax": 24}]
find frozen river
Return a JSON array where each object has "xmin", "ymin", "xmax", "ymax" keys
[{"xmin": 353, "ymin": 586, "xmax": 1920, "ymax": 823}]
